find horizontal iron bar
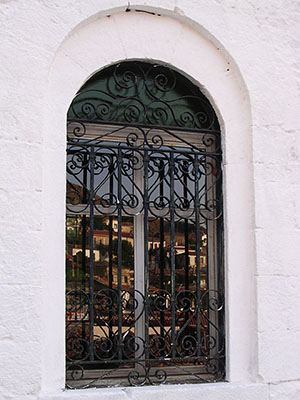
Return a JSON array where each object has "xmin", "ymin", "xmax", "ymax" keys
[
  {"xmin": 67, "ymin": 355, "xmax": 225, "ymax": 365},
  {"xmin": 67, "ymin": 141, "xmax": 222, "ymax": 156},
  {"xmin": 67, "ymin": 119, "xmax": 221, "ymax": 135}
]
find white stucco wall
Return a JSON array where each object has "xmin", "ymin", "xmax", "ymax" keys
[{"xmin": 0, "ymin": 1, "xmax": 299, "ymax": 400}]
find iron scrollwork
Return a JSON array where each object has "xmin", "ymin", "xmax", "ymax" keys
[
  {"xmin": 66, "ymin": 289, "xmax": 225, "ymax": 388},
  {"xmin": 66, "ymin": 61, "xmax": 224, "ymax": 388},
  {"xmin": 68, "ymin": 62, "xmax": 219, "ymax": 131}
]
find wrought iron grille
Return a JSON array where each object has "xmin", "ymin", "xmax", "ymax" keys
[{"xmin": 66, "ymin": 61, "xmax": 224, "ymax": 388}]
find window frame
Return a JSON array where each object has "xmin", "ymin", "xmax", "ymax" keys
[{"xmin": 65, "ymin": 61, "xmax": 225, "ymax": 388}]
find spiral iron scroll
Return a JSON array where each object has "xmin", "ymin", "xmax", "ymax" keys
[
  {"xmin": 66, "ymin": 289, "xmax": 224, "ymax": 388},
  {"xmin": 66, "ymin": 137, "xmax": 222, "ymax": 222},
  {"xmin": 68, "ymin": 61, "xmax": 220, "ymax": 132}
]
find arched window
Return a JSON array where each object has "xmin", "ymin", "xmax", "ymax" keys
[{"xmin": 66, "ymin": 61, "xmax": 224, "ymax": 388}]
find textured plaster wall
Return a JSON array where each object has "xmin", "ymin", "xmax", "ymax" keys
[{"xmin": 0, "ymin": 1, "xmax": 299, "ymax": 400}]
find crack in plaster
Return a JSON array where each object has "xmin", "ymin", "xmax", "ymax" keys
[{"xmin": 255, "ymin": 273, "xmax": 300, "ymax": 278}]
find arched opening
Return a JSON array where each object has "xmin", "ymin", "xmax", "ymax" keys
[{"xmin": 65, "ymin": 60, "xmax": 224, "ymax": 388}]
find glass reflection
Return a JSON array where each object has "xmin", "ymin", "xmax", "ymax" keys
[
  {"xmin": 66, "ymin": 215, "xmax": 134, "ymax": 292},
  {"xmin": 148, "ymin": 218, "xmax": 207, "ymax": 292}
]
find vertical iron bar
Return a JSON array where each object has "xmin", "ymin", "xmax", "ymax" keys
[
  {"xmin": 81, "ymin": 153, "xmax": 88, "ymax": 341},
  {"xmin": 194, "ymin": 154, "xmax": 201, "ymax": 358},
  {"xmin": 183, "ymin": 160, "xmax": 189, "ymax": 291},
  {"xmin": 184, "ymin": 224, "xmax": 189, "ymax": 291},
  {"xmin": 216, "ymin": 159, "xmax": 224, "ymax": 356},
  {"xmin": 159, "ymin": 159, "xmax": 165, "ymax": 339},
  {"xmin": 117, "ymin": 148, "xmax": 123, "ymax": 360},
  {"xmin": 82, "ymin": 154, "xmax": 88, "ymax": 290},
  {"xmin": 108, "ymin": 157, "xmax": 114, "ymax": 342},
  {"xmin": 170, "ymin": 152, "xmax": 176, "ymax": 358},
  {"xmin": 88, "ymin": 146, "xmax": 95, "ymax": 361},
  {"xmin": 143, "ymin": 150, "xmax": 150, "ymax": 360},
  {"xmin": 133, "ymin": 148, "xmax": 145, "ymax": 362},
  {"xmin": 109, "ymin": 158, "xmax": 114, "ymax": 290},
  {"xmin": 108, "ymin": 216, "xmax": 114, "ymax": 345},
  {"xmin": 108, "ymin": 217, "xmax": 113, "ymax": 289},
  {"xmin": 206, "ymin": 156, "xmax": 215, "ymax": 359}
]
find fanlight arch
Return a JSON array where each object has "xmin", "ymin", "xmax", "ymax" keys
[
  {"xmin": 68, "ymin": 61, "xmax": 219, "ymax": 131},
  {"xmin": 66, "ymin": 61, "xmax": 224, "ymax": 388}
]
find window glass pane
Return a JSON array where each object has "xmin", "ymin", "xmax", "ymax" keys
[{"xmin": 148, "ymin": 218, "xmax": 208, "ymax": 292}]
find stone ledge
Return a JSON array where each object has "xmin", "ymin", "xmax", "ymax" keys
[
  {"xmin": 270, "ymin": 381, "xmax": 300, "ymax": 400},
  {"xmin": 39, "ymin": 382, "xmax": 269, "ymax": 400}
]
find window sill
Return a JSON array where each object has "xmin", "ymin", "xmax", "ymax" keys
[{"xmin": 39, "ymin": 382, "xmax": 268, "ymax": 400}]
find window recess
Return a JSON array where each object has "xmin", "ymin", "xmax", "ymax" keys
[{"xmin": 65, "ymin": 61, "xmax": 224, "ymax": 388}]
